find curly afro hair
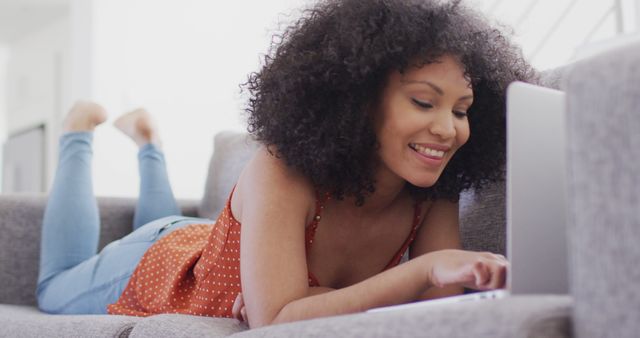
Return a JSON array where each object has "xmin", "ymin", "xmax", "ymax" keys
[{"xmin": 244, "ymin": 0, "xmax": 537, "ymax": 205}]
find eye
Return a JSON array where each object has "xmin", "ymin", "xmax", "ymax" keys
[
  {"xmin": 411, "ymin": 98, "xmax": 433, "ymax": 109},
  {"xmin": 453, "ymin": 110, "xmax": 468, "ymax": 119}
]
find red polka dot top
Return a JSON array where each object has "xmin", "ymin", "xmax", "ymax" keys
[{"xmin": 107, "ymin": 190, "xmax": 423, "ymax": 318}]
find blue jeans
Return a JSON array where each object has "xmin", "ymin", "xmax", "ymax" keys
[{"xmin": 36, "ymin": 132, "xmax": 210, "ymax": 314}]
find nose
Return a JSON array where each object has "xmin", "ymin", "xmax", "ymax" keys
[{"xmin": 429, "ymin": 110, "xmax": 456, "ymax": 140}]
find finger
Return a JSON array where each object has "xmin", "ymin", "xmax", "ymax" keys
[
  {"xmin": 232, "ymin": 293, "xmax": 243, "ymax": 321},
  {"xmin": 237, "ymin": 292, "xmax": 245, "ymax": 307},
  {"xmin": 494, "ymin": 261, "xmax": 508, "ymax": 289},
  {"xmin": 486, "ymin": 263, "xmax": 500, "ymax": 289},
  {"xmin": 487, "ymin": 261, "xmax": 508, "ymax": 289},
  {"xmin": 480, "ymin": 251, "xmax": 494, "ymax": 258},
  {"xmin": 241, "ymin": 306, "xmax": 248, "ymax": 323},
  {"xmin": 495, "ymin": 254, "xmax": 508, "ymax": 263},
  {"xmin": 473, "ymin": 261, "xmax": 490, "ymax": 288}
]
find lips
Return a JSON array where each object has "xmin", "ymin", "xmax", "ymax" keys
[{"xmin": 409, "ymin": 143, "xmax": 450, "ymax": 159}]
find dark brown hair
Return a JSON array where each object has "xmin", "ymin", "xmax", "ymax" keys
[{"xmin": 244, "ymin": 0, "xmax": 537, "ymax": 204}]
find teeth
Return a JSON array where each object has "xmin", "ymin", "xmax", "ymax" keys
[{"xmin": 411, "ymin": 143, "xmax": 445, "ymax": 158}]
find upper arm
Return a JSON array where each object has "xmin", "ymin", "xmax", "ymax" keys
[
  {"xmin": 409, "ymin": 198, "xmax": 464, "ymax": 300},
  {"xmin": 233, "ymin": 148, "xmax": 315, "ymax": 328}
]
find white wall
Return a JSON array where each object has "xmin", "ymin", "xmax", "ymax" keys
[
  {"xmin": 6, "ymin": 18, "xmax": 68, "ymax": 132},
  {"xmin": 622, "ymin": 0, "xmax": 640, "ymax": 32},
  {"xmin": 1, "ymin": 0, "xmax": 312, "ymax": 200},
  {"xmin": 79, "ymin": 0, "xmax": 311, "ymax": 200},
  {"xmin": 472, "ymin": 0, "xmax": 639, "ymax": 70},
  {"xmin": 5, "ymin": 17, "xmax": 69, "ymax": 188}
]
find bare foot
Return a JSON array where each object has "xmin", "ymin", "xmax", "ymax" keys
[
  {"xmin": 63, "ymin": 101, "xmax": 108, "ymax": 132},
  {"xmin": 114, "ymin": 108, "xmax": 162, "ymax": 148}
]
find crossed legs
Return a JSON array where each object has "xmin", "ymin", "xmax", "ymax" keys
[{"xmin": 36, "ymin": 102, "xmax": 181, "ymax": 314}]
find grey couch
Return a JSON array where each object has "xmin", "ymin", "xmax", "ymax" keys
[{"xmin": 1, "ymin": 40, "xmax": 638, "ymax": 337}]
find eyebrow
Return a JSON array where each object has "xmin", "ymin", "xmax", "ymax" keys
[{"xmin": 401, "ymin": 79, "xmax": 474, "ymax": 100}]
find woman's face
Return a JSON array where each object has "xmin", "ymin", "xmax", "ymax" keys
[{"xmin": 374, "ymin": 54, "xmax": 473, "ymax": 188}]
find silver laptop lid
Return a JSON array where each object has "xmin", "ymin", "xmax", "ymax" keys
[{"xmin": 506, "ymin": 82, "xmax": 568, "ymax": 295}]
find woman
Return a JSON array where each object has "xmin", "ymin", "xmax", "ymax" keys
[{"xmin": 36, "ymin": 0, "xmax": 535, "ymax": 329}]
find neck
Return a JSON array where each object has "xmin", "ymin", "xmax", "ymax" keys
[{"xmin": 347, "ymin": 164, "xmax": 408, "ymax": 215}]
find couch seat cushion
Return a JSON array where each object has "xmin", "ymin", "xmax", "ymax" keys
[
  {"xmin": 0, "ymin": 304, "xmax": 140, "ymax": 337},
  {"xmin": 129, "ymin": 314, "xmax": 248, "ymax": 338}
]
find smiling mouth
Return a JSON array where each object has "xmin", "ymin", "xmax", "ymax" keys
[{"xmin": 409, "ymin": 143, "xmax": 446, "ymax": 159}]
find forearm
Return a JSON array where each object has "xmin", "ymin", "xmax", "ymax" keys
[
  {"xmin": 271, "ymin": 256, "xmax": 430, "ymax": 325},
  {"xmin": 308, "ymin": 286, "xmax": 335, "ymax": 296},
  {"xmin": 416, "ymin": 284, "xmax": 463, "ymax": 301}
]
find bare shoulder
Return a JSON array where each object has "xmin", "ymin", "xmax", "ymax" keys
[
  {"xmin": 232, "ymin": 146, "xmax": 316, "ymax": 224},
  {"xmin": 231, "ymin": 147, "xmax": 319, "ymax": 327}
]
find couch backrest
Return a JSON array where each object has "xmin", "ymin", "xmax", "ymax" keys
[
  {"xmin": 199, "ymin": 131, "xmax": 260, "ymax": 220},
  {"xmin": 0, "ymin": 195, "xmax": 198, "ymax": 306},
  {"xmin": 459, "ymin": 181, "xmax": 506, "ymax": 254}
]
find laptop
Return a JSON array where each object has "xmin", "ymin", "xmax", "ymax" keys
[{"xmin": 368, "ymin": 82, "xmax": 568, "ymax": 313}]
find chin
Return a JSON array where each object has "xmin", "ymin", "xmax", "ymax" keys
[{"xmin": 406, "ymin": 175, "xmax": 440, "ymax": 188}]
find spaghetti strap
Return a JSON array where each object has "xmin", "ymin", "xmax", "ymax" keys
[
  {"xmin": 305, "ymin": 190, "xmax": 330, "ymax": 249},
  {"xmin": 305, "ymin": 190, "xmax": 330, "ymax": 287}
]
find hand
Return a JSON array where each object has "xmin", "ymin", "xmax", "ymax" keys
[
  {"xmin": 425, "ymin": 249, "xmax": 509, "ymax": 291},
  {"xmin": 232, "ymin": 292, "xmax": 248, "ymax": 323}
]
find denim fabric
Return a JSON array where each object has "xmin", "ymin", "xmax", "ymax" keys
[
  {"xmin": 133, "ymin": 144, "xmax": 181, "ymax": 230},
  {"xmin": 36, "ymin": 132, "xmax": 210, "ymax": 314}
]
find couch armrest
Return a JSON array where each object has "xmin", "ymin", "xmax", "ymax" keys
[
  {"xmin": 564, "ymin": 40, "xmax": 640, "ymax": 338},
  {"xmin": 0, "ymin": 193, "xmax": 199, "ymax": 306}
]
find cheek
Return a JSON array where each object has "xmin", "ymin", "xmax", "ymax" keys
[
  {"xmin": 456, "ymin": 121, "xmax": 471, "ymax": 146},
  {"xmin": 379, "ymin": 112, "xmax": 406, "ymax": 145}
]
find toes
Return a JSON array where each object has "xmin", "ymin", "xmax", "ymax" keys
[
  {"xmin": 63, "ymin": 101, "xmax": 107, "ymax": 131},
  {"xmin": 114, "ymin": 108, "xmax": 161, "ymax": 148}
]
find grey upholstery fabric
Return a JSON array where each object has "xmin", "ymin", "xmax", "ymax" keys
[
  {"xmin": 129, "ymin": 314, "xmax": 248, "ymax": 338},
  {"xmin": 0, "ymin": 195, "xmax": 198, "ymax": 306},
  {"xmin": 232, "ymin": 295, "xmax": 572, "ymax": 338},
  {"xmin": 564, "ymin": 41, "xmax": 640, "ymax": 338},
  {"xmin": 459, "ymin": 180, "xmax": 506, "ymax": 255},
  {"xmin": 199, "ymin": 131, "xmax": 260, "ymax": 220},
  {"xmin": 0, "ymin": 304, "xmax": 140, "ymax": 338},
  {"xmin": 0, "ymin": 195, "xmax": 47, "ymax": 306}
]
